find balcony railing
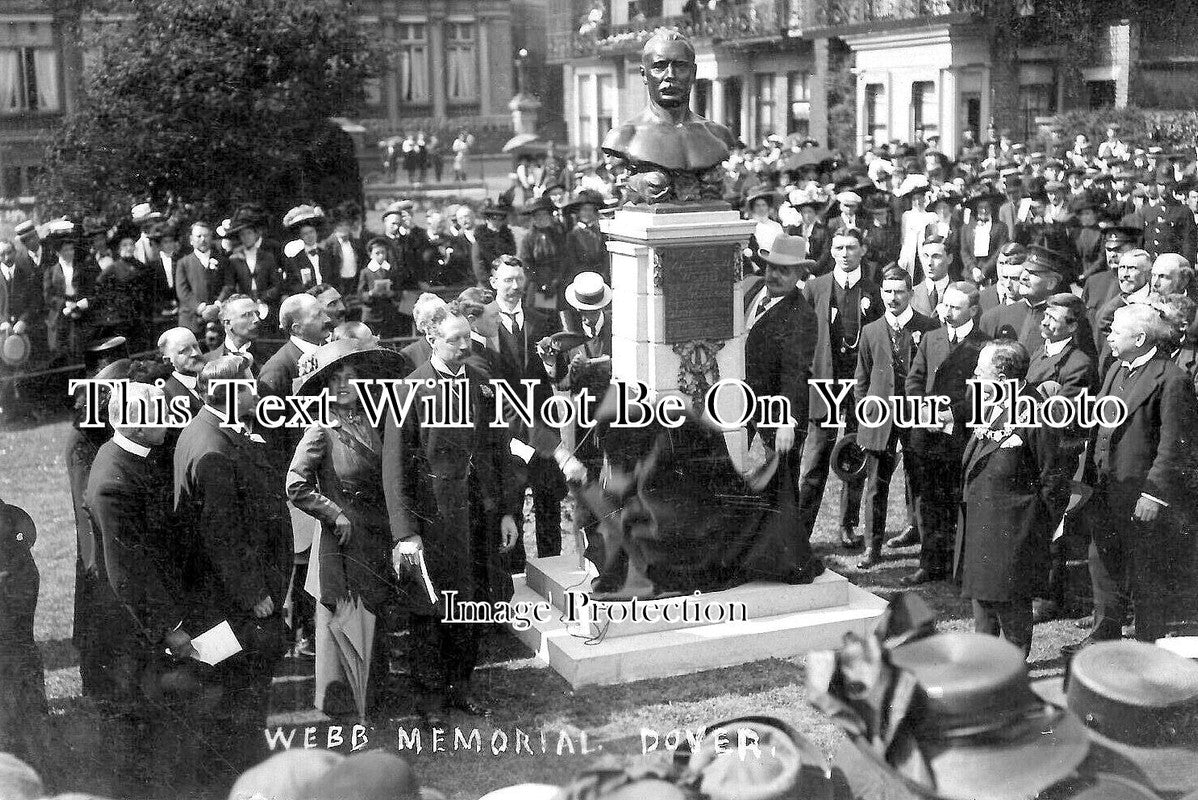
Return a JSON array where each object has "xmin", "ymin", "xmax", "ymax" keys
[
  {"xmin": 548, "ymin": 0, "xmax": 784, "ymax": 62},
  {"xmin": 800, "ymin": 0, "xmax": 984, "ymax": 30}
]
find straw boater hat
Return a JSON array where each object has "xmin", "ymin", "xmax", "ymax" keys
[
  {"xmin": 1033, "ymin": 640, "xmax": 1198, "ymax": 798},
  {"xmin": 564, "ymin": 272, "xmax": 612, "ymax": 312},
  {"xmin": 293, "ymin": 339, "xmax": 407, "ymax": 397},
  {"xmin": 282, "ymin": 204, "xmax": 325, "ymax": 235}
]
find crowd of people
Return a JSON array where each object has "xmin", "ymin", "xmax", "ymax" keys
[{"xmin": 2, "ymin": 117, "xmax": 1198, "ymax": 799}]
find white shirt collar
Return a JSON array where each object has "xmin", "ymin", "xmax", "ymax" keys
[
  {"xmin": 0, "ymin": 263, "xmax": 12, "ymax": 280},
  {"xmin": 885, "ymin": 306, "xmax": 914, "ymax": 328},
  {"xmin": 430, "ymin": 354, "xmax": 465, "ymax": 378},
  {"xmin": 583, "ymin": 313, "xmax": 606, "ymax": 337},
  {"xmin": 498, "ymin": 303, "xmax": 524, "ymax": 332},
  {"xmin": 193, "ymin": 248, "xmax": 212, "ymax": 264},
  {"xmin": 290, "ymin": 335, "xmax": 320, "ymax": 356},
  {"xmin": 172, "ymin": 371, "xmax": 197, "ymax": 390},
  {"xmin": 1043, "ymin": 337, "xmax": 1069, "ymax": 357},
  {"xmin": 833, "ymin": 267, "xmax": 861, "ymax": 290},
  {"xmin": 111, "ymin": 430, "xmax": 151, "ymax": 458},
  {"xmin": 925, "ymin": 275, "xmax": 948, "ymax": 292},
  {"xmin": 1127, "ymin": 282, "xmax": 1152, "ymax": 303},
  {"xmin": 975, "ymin": 218, "xmax": 991, "ymax": 228},
  {"xmin": 470, "ymin": 330, "xmax": 487, "ymax": 346},
  {"xmin": 225, "ymin": 338, "xmax": 252, "ymax": 355},
  {"xmin": 368, "ymin": 260, "xmax": 389, "ymax": 272},
  {"xmin": 1124, "ymin": 347, "xmax": 1158, "ymax": 372},
  {"xmin": 947, "ymin": 319, "xmax": 974, "ymax": 341}
]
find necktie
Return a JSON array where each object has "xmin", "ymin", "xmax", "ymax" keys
[
  {"xmin": 504, "ymin": 311, "xmax": 522, "ymax": 338},
  {"xmin": 754, "ymin": 296, "xmax": 770, "ymax": 319},
  {"xmin": 929, "ymin": 284, "xmax": 939, "ymax": 308}
]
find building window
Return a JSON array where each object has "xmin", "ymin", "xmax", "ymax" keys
[
  {"xmin": 2, "ymin": 164, "xmax": 41, "ymax": 197},
  {"xmin": 577, "ymin": 74, "xmax": 594, "ymax": 150},
  {"xmin": 788, "ymin": 71, "xmax": 810, "ymax": 134},
  {"xmin": 865, "ymin": 83, "xmax": 887, "ymax": 145},
  {"xmin": 756, "ymin": 73, "xmax": 775, "ymax": 140},
  {"xmin": 1018, "ymin": 83, "xmax": 1056, "ymax": 117},
  {"xmin": 0, "ymin": 47, "xmax": 60, "ymax": 113},
  {"xmin": 911, "ymin": 81, "xmax": 937, "ymax": 141},
  {"xmin": 597, "ymin": 74, "xmax": 615, "ymax": 141},
  {"xmin": 398, "ymin": 23, "xmax": 429, "ymax": 103},
  {"xmin": 446, "ymin": 23, "xmax": 477, "ymax": 101},
  {"xmin": 1087, "ymin": 80, "xmax": 1116, "ymax": 109}
]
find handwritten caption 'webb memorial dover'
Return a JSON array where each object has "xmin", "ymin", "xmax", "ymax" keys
[{"xmin": 72, "ymin": 377, "xmax": 1128, "ymax": 431}]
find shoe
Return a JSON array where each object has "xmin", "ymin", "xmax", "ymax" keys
[
  {"xmin": 856, "ymin": 549, "xmax": 882, "ymax": 569},
  {"xmin": 839, "ymin": 526, "xmax": 864, "ymax": 549},
  {"xmin": 885, "ymin": 526, "xmax": 920, "ymax": 549},
  {"xmin": 1032, "ymin": 600, "xmax": 1060, "ymax": 624},
  {"xmin": 444, "ymin": 686, "xmax": 491, "ymax": 717},
  {"xmin": 900, "ymin": 568, "xmax": 942, "ymax": 586}
]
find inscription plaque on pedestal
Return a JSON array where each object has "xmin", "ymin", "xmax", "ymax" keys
[{"xmin": 658, "ymin": 244, "xmax": 736, "ymax": 343}]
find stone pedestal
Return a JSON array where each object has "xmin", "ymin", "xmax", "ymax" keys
[
  {"xmin": 509, "ymin": 92, "xmax": 542, "ymax": 137},
  {"xmin": 601, "ymin": 204, "xmax": 757, "ymax": 468}
]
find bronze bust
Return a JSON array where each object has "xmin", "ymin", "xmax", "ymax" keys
[{"xmin": 602, "ymin": 30, "xmax": 735, "ymax": 205}]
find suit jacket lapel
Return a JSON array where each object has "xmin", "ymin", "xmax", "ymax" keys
[{"xmin": 1119, "ymin": 359, "xmax": 1166, "ymax": 418}]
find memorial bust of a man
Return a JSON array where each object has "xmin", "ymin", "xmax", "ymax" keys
[{"xmin": 602, "ymin": 29, "xmax": 735, "ymax": 204}]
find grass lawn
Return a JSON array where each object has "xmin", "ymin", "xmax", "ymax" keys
[{"xmin": 0, "ymin": 417, "xmax": 1088, "ymax": 800}]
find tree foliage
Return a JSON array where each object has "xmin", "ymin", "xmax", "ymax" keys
[{"xmin": 39, "ymin": 0, "xmax": 384, "ymax": 219}]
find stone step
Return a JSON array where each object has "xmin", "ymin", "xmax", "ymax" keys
[
  {"xmin": 508, "ymin": 567, "xmax": 888, "ymax": 689},
  {"xmin": 524, "ymin": 555, "xmax": 851, "ymax": 638}
]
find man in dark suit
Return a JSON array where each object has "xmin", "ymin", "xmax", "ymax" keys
[
  {"xmin": 204, "ymin": 295, "xmax": 261, "ymax": 372},
  {"xmin": 861, "ymin": 199, "xmax": 901, "ymax": 284},
  {"xmin": 911, "ymin": 236, "xmax": 952, "ymax": 317},
  {"xmin": 958, "ymin": 340, "xmax": 1072, "ymax": 656},
  {"xmin": 382, "ymin": 309, "xmax": 520, "ymax": 721},
  {"xmin": 1083, "ymin": 226, "xmax": 1139, "ymax": 329},
  {"xmin": 379, "ymin": 200, "xmax": 435, "ymax": 290},
  {"xmin": 904, "ymin": 280, "xmax": 990, "ymax": 584},
  {"xmin": 257, "ymin": 293, "xmax": 333, "ymax": 400},
  {"xmin": 175, "ymin": 221, "xmax": 229, "ymax": 336},
  {"xmin": 817, "ymin": 191, "xmax": 864, "ymax": 274},
  {"xmin": 324, "ymin": 201, "xmax": 368, "ymax": 298},
  {"xmin": 85, "ymin": 382, "xmax": 191, "ymax": 701},
  {"xmin": 226, "ymin": 216, "xmax": 285, "ymax": 332},
  {"xmin": 979, "ymin": 243, "xmax": 1026, "ymax": 314},
  {"xmin": 1072, "ymin": 303, "xmax": 1198, "ymax": 652},
  {"xmin": 1094, "ymin": 248, "xmax": 1153, "ymax": 375},
  {"xmin": 0, "ymin": 238, "xmax": 40, "ymax": 337},
  {"xmin": 960, "ymin": 193, "xmax": 1009, "ymax": 285},
  {"xmin": 855, "ymin": 266, "xmax": 941, "ymax": 568},
  {"xmin": 980, "ymin": 245, "xmax": 1067, "ymax": 354},
  {"xmin": 439, "ymin": 205, "xmax": 478, "ymax": 289},
  {"xmin": 157, "ymin": 326, "xmax": 206, "ymax": 421},
  {"xmin": 1143, "ymin": 181, "xmax": 1198, "ymax": 264},
  {"xmin": 486, "ymin": 255, "xmax": 564, "ymax": 571},
  {"xmin": 799, "ymin": 229, "xmax": 883, "ymax": 549},
  {"xmin": 173, "ymin": 355, "xmax": 290, "ymax": 771}
]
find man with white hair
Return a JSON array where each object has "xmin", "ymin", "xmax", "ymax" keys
[
  {"xmin": 1069, "ymin": 303, "xmax": 1198, "ymax": 654},
  {"xmin": 1151, "ymin": 252, "xmax": 1194, "ymax": 297},
  {"xmin": 258, "ymin": 293, "xmax": 333, "ymax": 399},
  {"xmin": 158, "ymin": 327, "xmax": 206, "ymax": 419}
]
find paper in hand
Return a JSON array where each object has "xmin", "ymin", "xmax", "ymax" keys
[
  {"xmin": 190, "ymin": 620, "xmax": 243, "ymax": 665},
  {"xmin": 509, "ymin": 437, "xmax": 536, "ymax": 464}
]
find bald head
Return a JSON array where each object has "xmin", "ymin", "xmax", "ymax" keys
[
  {"xmin": 157, "ymin": 327, "xmax": 205, "ymax": 376},
  {"xmin": 331, "ymin": 321, "xmax": 379, "ymax": 348},
  {"xmin": 1151, "ymin": 253, "xmax": 1193, "ymax": 295},
  {"xmin": 109, "ymin": 382, "xmax": 168, "ymax": 447},
  {"xmin": 1108, "ymin": 303, "xmax": 1171, "ymax": 360},
  {"xmin": 279, "ymin": 293, "xmax": 331, "ymax": 344}
]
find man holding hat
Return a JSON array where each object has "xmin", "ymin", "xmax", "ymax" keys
[
  {"xmin": 980, "ymin": 244, "xmax": 1067, "ymax": 354},
  {"xmin": 1076, "ymin": 303, "xmax": 1198, "ymax": 650},
  {"xmin": 472, "ymin": 199, "xmax": 517, "ymax": 286},
  {"xmin": 855, "ymin": 266, "xmax": 940, "ymax": 569},
  {"xmin": 799, "ymin": 228, "xmax": 883, "ymax": 550},
  {"xmin": 743, "ymin": 233, "xmax": 817, "ymax": 481}
]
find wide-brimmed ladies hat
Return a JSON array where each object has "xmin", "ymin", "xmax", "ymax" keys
[
  {"xmin": 563, "ymin": 188, "xmax": 608, "ymax": 211},
  {"xmin": 564, "ymin": 271, "xmax": 613, "ymax": 311},
  {"xmin": 294, "ymin": 339, "xmax": 407, "ymax": 396},
  {"xmin": 521, "ymin": 194, "xmax": 558, "ymax": 216},
  {"xmin": 282, "ymin": 204, "xmax": 326, "ymax": 234},
  {"xmin": 1033, "ymin": 640, "xmax": 1198, "ymax": 797}
]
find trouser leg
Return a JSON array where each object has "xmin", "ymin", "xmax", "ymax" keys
[
  {"xmin": 1089, "ymin": 535, "xmax": 1128, "ymax": 639},
  {"xmin": 862, "ymin": 442, "xmax": 898, "ymax": 552},
  {"xmin": 796, "ymin": 421, "xmax": 836, "ymax": 542}
]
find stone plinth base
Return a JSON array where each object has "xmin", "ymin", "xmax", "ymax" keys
[{"xmin": 507, "ymin": 556, "xmax": 888, "ymax": 689}]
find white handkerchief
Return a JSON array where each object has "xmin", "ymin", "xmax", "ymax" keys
[
  {"xmin": 190, "ymin": 620, "xmax": 242, "ymax": 665},
  {"xmin": 999, "ymin": 434, "xmax": 1024, "ymax": 448},
  {"xmin": 509, "ymin": 438, "xmax": 536, "ymax": 464}
]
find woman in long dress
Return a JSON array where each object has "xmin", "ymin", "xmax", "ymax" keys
[{"xmin": 287, "ymin": 340, "xmax": 406, "ymax": 717}]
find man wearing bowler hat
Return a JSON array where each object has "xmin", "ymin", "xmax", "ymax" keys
[
  {"xmin": 1071, "ymin": 303, "xmax": 1198, "ymax": 653},
  {"xmin": 743, "ymin": 233, "xmax": 818, "ymax": 552},
  {"xmin": 799, "ymin": 228, "xmax": 883, "ymax": 550},
  {"xmin": 855, "ymin": 266, "xmax": 940, "ymax": 569}
]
